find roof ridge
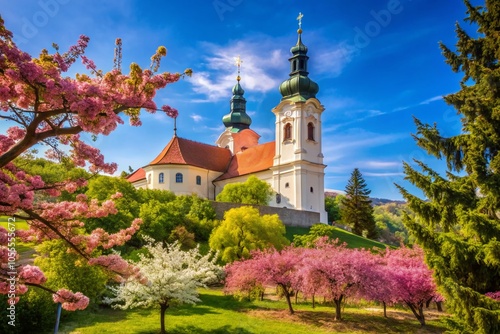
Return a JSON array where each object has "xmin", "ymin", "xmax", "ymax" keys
[{"xmin": 149, "ymin": 136, "xmax": 180, "ymax": 165}]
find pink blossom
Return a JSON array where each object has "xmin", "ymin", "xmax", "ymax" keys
[
  {"xmin": 485, "ymin": 291, "xmax": 500, "ymax": 301},
  {"xmin": 53, "ymin": 289, "xmax": 89, "ymax": 311},
  {"xmin": 18, "ymin": 265, "xmax": 47, "ymax": 285},
  {"xmin": 161, "ymin": 105, "xmax": 179, "ymax": 118}
]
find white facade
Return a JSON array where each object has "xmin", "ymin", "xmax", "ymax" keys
[{"xmin": 271, "ymin": 99, "xmax": 327, "ymax": 223}]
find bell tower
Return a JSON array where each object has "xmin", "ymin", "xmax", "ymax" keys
[{"xmin": 271, "ymin": 13, "xmax": 327, "ymax": 223}]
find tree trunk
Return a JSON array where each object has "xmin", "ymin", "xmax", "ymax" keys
[
  {"xmin": 280, "ymin": 284, "xmax": 294, "ymax": 315},
  {"xmin": 259, "ymin": 290, "xmax": 264, "ymax": 301},
  {"xmin": 160, "ymin": 302, "xmax": 169, "ymax": 334},
  {"xmin": 405, "ymin": 301, "xmax": 425, "ymax": 326},
  {"xmin": 383, "ymin": 301, "xmax": 387, "ymax": 318},
  {"xmin": 295, "ymin": 290, "xmax": 299, "ymax": 304},
  {"xmin": 312, "ymin": 294, "xmax": 316, "ymax": 309},
  {"xmin": 334, "ymin": 295, "xmax": 343, "ymax": 321},
  {"xmin": 436, "ymin": 301, "xmax": 443, "ymax": 312}
]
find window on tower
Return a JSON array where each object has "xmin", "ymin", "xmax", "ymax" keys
[
  {"xmin": 307, "ymin": 122, "xmax": 315, "ymax": 141},
  {"xmin": 284, "ymin": 123, "xmax": 292, "ymax": 141},
  {"xmin": 159, "ymin": 173, "xmax": 164, "ymax": 183},
  {"xmin": 196, "ymin": 175, "xmax": 201, "ymax": 185},
  {"xmin": 175, "ymin": 173, "xmax": 183, "ymax": 183}
]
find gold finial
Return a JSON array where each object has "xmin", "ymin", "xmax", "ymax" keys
[
  {"xmin": 234, "ymin": 55, "xmax": 243, "ymax": 82},
  {"xmin": 297, "ymin": 12, "xmax": 303, "ymax": 34}
]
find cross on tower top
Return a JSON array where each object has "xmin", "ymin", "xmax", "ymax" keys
[
  {"xmin": 297, "ymin": 12, "xmax": 304, "ymax": 32},
  {"xmin": 234, "ymin": 55, "xmax": 243, "ymax": 81}
]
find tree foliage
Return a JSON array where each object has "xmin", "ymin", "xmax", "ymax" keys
[
  {"xmin": 293, "ymin": 223, "xmax": 337, "ymax": 247},
  {"xmin": 216, "ymin": 175, "xmax": 273, "ymax": 205},
  {"xmin": 225, "ymin": 239, "xmax": 439, "ymax": 324},
  {"xmin": 34, "ymin": 239, "xmax": 109, "ymax": 304},
  {"xmin": 105, "ymin": 238, "xmax": 221, "ymax": 334},
  {"xmin": 325, "ymin": 195, "xmax": 342, "ymax": 223},
  {"xmin": 341, "ymin": 169, "xmax": 377, "ymax": 238},
  {"xmin": 0, "ymin": 17, "xmax": 189, "ymax": 310},
  {"xmin": 373, "ymin": 203, "xmax": 410, "ymax": 246},
  {"xmin": 396, "ymin": 1, "xmax": 500, "ymax": 332},
  {"xmin": 209, "ymin": 206, "xmax": 289, "ymax": 263},
  {"xmin": 225, "ymin": 247, "xmax": 302, "ymax": 314}
]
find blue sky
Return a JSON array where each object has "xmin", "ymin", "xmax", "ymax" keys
[{"xmin": 1, "ymin": 0, "xmax": 475, "ymax": 200}]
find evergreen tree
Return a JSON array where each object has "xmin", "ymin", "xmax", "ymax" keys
[
  {"xmin": 341, "ymin": 168, "xmax": 377, "ymax": 238},
  {"xmin": 396, "ymin": 1, "xmax": 500, "ymax": 332}
]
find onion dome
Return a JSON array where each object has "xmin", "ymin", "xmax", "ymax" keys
[
  {"xmin": 279, "ymin": 23, "xmax": 319, "ymax": 102},
  {"xmin": 222, "ymin": 79, "xmax": 252, "ymax": 132}
]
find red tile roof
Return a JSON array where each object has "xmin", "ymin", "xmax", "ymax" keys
[
  {"xmin": 215, "ymin": 141, "xmax": 275, "ymax": 181},
  {"xmin": 126, "ymin": 167, "xmax": 146, "ymax": 183},
  {"xmin": 231, "ymin": 129, "xmax": 260, "ymax": 153},
  {"xmin": 149, "ymin": 136, "xmax": 232, "ymax": 172}
]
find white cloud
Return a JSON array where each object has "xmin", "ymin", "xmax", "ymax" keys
[
  {"xmin": 393, "ymin": 94, "xmax": 444, "ymax": 112},
  {"xmin": 364, "ymin": 172, "xmax": 405, "ymax": 177},
  {"xmin": 322, "ymin": 130, "xmax": 406, "ymax": 164},
  {"xmin": 190, "ymin": 114, "xmax": 204, "ymax": 122},
  {"xmin": 363, "ymin": 161, "xmax": 400, "ymax": 168},
  {"xmin": 187, "ymin": 37, "xmax": 287, "ymax": 102},
  {"xmin": 311, "ymin": 42, "xmax": 356, "ymax": 77},
  {"xmin": 419, "ymin": 95, "xmax": 443, "ymax": 105}
]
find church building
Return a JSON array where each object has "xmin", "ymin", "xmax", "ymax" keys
[{"xmin": 127, "ymin": 19, "xmax": 328, "ymax": 223}]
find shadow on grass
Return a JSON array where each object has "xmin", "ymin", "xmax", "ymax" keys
[
  {"xmin": 200, "ymin": 291, "xmax": 260, "ymax": 311},
  {"xmin": 135, "ymin": 325, "xmax": 253, "ymax": 334},
  {"xmin": 245, "ymin": 307, "xmax": 447, "ymax": 334}
]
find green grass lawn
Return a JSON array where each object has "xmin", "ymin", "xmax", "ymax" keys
[
  {"xmin": 55, "ymin": 288, "xmax": 449, "ymax": 334},
  {"xmin": 0, "ymin": 216, "xmax": 29, "ymax": 230},
  {"xmin": 285, "ymin": 225, "xmax": 389, "ymax": 250}
]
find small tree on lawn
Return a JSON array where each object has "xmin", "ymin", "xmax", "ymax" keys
[
  {"xmin": 342, "ymin": 168, "xmax": 377, "ymax": 238},
  {"xmin": 299, "ymin": 238, "xmax": 375, "ymax": 321},
  {"xmin": 105, "ymin": 238, "xmax": 221, "ymax": 334},
  {"xmin": 384, "ymin": 246, "xmax": 438, "ymax": 326},
  {"xmin": 209, "ymin": 206, "xmax": 289, "ymax": 263},
  {"xmin": 224, "ymin": 258, "xmax": 264, "ymax": 301},
  {"xmin": 225, "ymin": 247, "xmax": 303, "ymax": 314}
]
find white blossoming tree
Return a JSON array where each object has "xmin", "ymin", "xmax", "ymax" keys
[{"xmin": 104, "ymin": 238, "xmax": 222, "ymax": 334}]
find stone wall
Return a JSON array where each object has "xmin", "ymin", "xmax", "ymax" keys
[{"xmin": 210, "ymin": 201, "xmax": 320, "ymax": 227}]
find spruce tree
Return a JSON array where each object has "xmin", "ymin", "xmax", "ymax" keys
[
  {"xmin": 396, "ymin": 1, "xmax": 500, "ymax": 332},
  {"xmin": 342, "ymin": 168, "xmax": 377, "ymax": 238}
]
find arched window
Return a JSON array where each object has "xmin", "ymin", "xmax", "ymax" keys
[
  {"xmin": 307, "ymin": 122, "xmax": 315, "ymax": 141},
  {"xmin": 310, "ymin": 187, "xmax": 314, "ymax": 193},
  {"xmin": 159, "ymin": 173, "xmax": 164, "ymax": 183},
  {"xmin": 196, "ymin": 175, "xmax": 201, "ymax": 185},
  {"xmin": 285, "ymin": 182, "xmax": 290, "ymax": 188},
  {"xmin": 175, "ymin": 173, "xmax": 183, "ymax": 183},
  {"xmin": 284, "ymin": 123, "xmax": 292, "ymax": 141},
  {"xmin": 147, "ymin": 174, "xmax": 151, "ymax": 184}
]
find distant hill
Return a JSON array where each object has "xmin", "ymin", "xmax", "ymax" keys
[{"xmin": 324, "ymin": 191, "xmax": 406, "ymax": 206}]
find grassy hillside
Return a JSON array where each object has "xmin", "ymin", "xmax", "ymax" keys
[
  {"xmin": 285, "ymin": 225, "xmax": 390, "ymax": 250},
  {"xmin": 55, "ymin": 288, "xmax": 448, "ymax": 334}
]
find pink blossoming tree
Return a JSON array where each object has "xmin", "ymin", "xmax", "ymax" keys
[
  {"xmin": 0, "ymin": 17, "xmax": 189, "ymax": 310},
  {"xmin": 382, "ymin": 246, "xmax": 438, "ymax": 326},
  {"xmin": 299, "ymin": 238, "xmax": 376, "ymax": 321}
]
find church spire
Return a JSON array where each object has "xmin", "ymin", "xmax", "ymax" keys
[
  {"xmin": 222, "ymin": 55, "xmax": 252, "ymax": 132},
  {"xmin": 279, "ymin": 13, "xmax": 319, "ymax": 102}
]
